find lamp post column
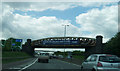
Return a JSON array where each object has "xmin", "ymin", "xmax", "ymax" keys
[{"xmin": 62, "ymin": 24, "xmax": 69, "ymax": 58}]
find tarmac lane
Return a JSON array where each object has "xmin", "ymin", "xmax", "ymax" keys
[
  {"xmin": 26, "ymin": 59, "xmax": 81, "ymax": 69},
  {"xmin": 2, "ymin": 58, "xmax": 82, "ymax": 71}
]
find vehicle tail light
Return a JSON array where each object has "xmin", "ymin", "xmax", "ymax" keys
[
  {"xmin": 97, "ymin": 62, "xmax": 103, "ymax": 67},
  {"xmin": 118, "ymin": 64, "xmax": 120, "ymax": 68},
  {"xmin": 106, "ymin": 55, "xmax": 112, "ymax": 56}
]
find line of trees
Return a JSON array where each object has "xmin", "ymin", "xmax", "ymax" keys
[
  {"xmin": 2, "ymin": 38, "xmax": 13, "ymax": 51},
  {"xmin": 104, "ymin": 32, "xmax": 120, "ymax": 57},
  {"xmin": 1, "ymin": 38, "xmax": 22, "ymax": 51}
]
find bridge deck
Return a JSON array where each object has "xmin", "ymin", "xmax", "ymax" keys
[{"xmin": 33, "ymin": 45, "xmax": 95, "ymax": 48}]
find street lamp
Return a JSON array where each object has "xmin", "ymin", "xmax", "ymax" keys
[
  {"xmin": 62, "ymin": 24, "xmax": 69, "ymax": 58},
  {"xmin": 62, "ymin": 24, "xmax": 69, "ymax": 37}
]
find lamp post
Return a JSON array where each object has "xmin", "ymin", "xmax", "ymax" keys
[
  {"xmin": 62, "ymin": 24, "xmax": 69, "ymax": 58},
  {"xmin": 62, "ymin": 24, "xmax": 69, "ymax": 37}
]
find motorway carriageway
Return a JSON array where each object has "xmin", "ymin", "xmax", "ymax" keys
[{"xmin": 19, "ymin": 58, "xmax": 81, "ymax": 71}]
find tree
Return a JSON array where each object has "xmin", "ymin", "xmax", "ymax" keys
[{"xmin": 104, "ymin": 32, "xmax": 120, "ymax": 57}]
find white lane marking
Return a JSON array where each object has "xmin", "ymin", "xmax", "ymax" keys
[
  {"xmin": 72, "ymin": 63, "xmax": 81, "ymax": 67},
  {"xmin": 57, "ymin": 59, "xmax": 81, "ymax": 67},
  {"xmin": 18, "ymin": 58, "xmax": 38, "ymax": 71},
  {"xmin": 9, "ymin": 68, "xmax": 21, "ymax": 69}
]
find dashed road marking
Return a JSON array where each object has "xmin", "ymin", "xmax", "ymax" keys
[
  {"xmin": 57, "ymin": 59, "xmax": 81, "ymax": 67},
  {"xmin": 18, "ymin": 58, "xmax": 38, "ymax": 71},
  {"xmin": 9, "ymin": 68, "xmax": 21, "ymax": 69}
]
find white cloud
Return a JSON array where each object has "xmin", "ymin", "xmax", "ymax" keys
[
  {"xmin": 2, "ymin": 0, "xmax": 120, "ymax": 2},
  {"xmin": 0, "ymin": 2, "xmax": 2, "ymax": 40},
  {"xmin": 76, "ymin": 5, "xmax": 118, "ymax": 43},
  {"xmin": 2, "ymin": 11, "xmax": 77, "ymax": 41},
  {"xmin": 118, "ymin": 4, "xmax": 120, "ymax": 32},
  {"xmin": 2, "ymin": 3, "xmax": 83, "ymax": 41},
  {"xmin": 3, "ymin": 2, "xmax": 115, "ymax": 11},
  {"xmin": 2, "ymin": 4, "xmax": 84, "ymax": 43}
]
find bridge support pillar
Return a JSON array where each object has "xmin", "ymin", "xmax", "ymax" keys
[
  {"xmin": 22, "ymin": 39, "xmax": 34, "ymax": 56},
  {"xmin": 85, "ymin": 35, "xmax": 103, "ymax": 59},
  {"xmin": 95, "ymin": 35, "xmax": 103, "ymax": 53}
]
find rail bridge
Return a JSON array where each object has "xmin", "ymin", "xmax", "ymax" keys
[
  {"xmin": 22, "ymin": 35, "xmax": 103, "ymax": 58},
  {"xmin": 32, "ymin": 36, "xmax": 96, "ymax": 48}
]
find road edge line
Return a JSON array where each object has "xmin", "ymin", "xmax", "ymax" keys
[{"xmin": 18, "ymin": 58, "xmax": 38, "ymax": 71}]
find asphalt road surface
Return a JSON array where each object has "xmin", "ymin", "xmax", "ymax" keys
[
  {"xmin": 26, "ymin": 59, "xmax": 81, "ymax": 69},
  {"xmin": 2, "ymin": 58, "xmax": 82, "ymax": 71}
]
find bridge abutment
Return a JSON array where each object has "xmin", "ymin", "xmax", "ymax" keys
[
  {"xmin": 95, "ymin": 35, "xmax": 103, "ymax": 53},
  {"xmin": 85, "ymin": 35, "xmax": 103, "ymax": 59},
  {"xmin": 22, "ymin": 39, "xmax": 34, "ymax": 56}
]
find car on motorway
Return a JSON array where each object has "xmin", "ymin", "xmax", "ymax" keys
[
  {"xmin": 52, "ymin": 54, "xmax": 58, "ymax": 59},
  {"xmin": 38, "ymin": 52, "xmax": 49, "ymax": 63},
  {"xmin": 58, "ymin": 55, "xmax": 64, "ymax": 59},
  {"xmin": 81, "ymin": 54, "xmax": 120, "ymax": 71},
  {"xmin": 49, "ymin": 55, "xmax": 53, "ymax": 59},
  {"xmin": 67, "ymin": 55, "xmax": 71, "ymax": 59}
]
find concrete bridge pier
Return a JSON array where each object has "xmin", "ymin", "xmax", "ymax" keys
[
  {"xmin": 85, "ymin": 35, "xmax": 103, "ymax": 59},
  {"xmin": 22, "ymin": 39, "xmax": 34, "ymax": 56},
  {"xmin": 95, "ymin": 35, "xmax": 103, "ymax": 53}
]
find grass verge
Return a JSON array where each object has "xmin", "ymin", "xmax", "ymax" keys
[
  {"xmin": 2, "ymin": 51, "xmax": 31, "ymax": 57},
  {"xmin": 73, "ymin": 55, "xmax": 85, "ymax": 60},
  {"xmin": 2, "ymin": 57, "xmax": 30, "ymax": 64},
  {"xmin": 2, "ymin": 51, "xmax": 32, "ymax": 64}
]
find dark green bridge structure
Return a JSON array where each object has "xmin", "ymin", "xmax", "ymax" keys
[{"xmin": 22, "ymin": 35, "xmax": 103, "ymax": 58}]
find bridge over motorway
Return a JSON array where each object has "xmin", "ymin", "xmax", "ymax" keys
[
  {"xmin": 31, "ymin": 36, "xmax": 96, "ymax": 48},
  {"xmin": 22, "ymin": 35, "xmax": 103, "ymax": 58}
]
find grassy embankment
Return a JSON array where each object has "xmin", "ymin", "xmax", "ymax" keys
[
  {"xmin": 72, "ymin": 55, "xmax": 85, "ymax": 60},
  {"xmin": 2, "ymin": 51, "xmax": 32, "ymax": 64}
]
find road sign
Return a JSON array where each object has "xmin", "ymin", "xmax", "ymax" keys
[
  {"xmin": 12, "ymin": 39, "xmax": 22, "ymax": 50},
  {"xmin": 16, "ymin": 39, "xmax": 22, "ymax": 42}
]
